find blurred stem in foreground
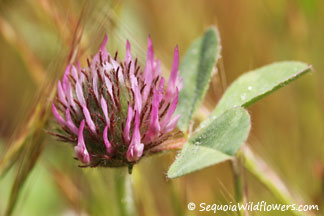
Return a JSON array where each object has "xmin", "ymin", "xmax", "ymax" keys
[
  {"xmin": 114, "ymin": 168, "xmax": 137, "ymax": 216},
  {"xmin": 4, "ymin": 106, "xmax": 48, "ymax": 216},
  {"xmin": 242, "ymin": 147, "xmax": 309, "ymax": 216}
]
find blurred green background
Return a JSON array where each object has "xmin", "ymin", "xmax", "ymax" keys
[{"xmin": 0, "ymin": 0, "xmax": 323, "ymax": 215}]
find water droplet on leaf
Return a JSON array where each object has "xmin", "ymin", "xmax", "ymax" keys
[{"xmin": 240, "ymin": 93, "xmax": 247, "ymax": 101}]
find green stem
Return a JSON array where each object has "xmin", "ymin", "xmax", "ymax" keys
[
  {"xmin": 232, "ymin": 156, "xmax": 245, "ymax": 216},
  {"xmin": 114, "ymin": 168, "xmax": 136, "ymax": 216},
  {"xmin": 242, "ymin": 147, "xmax": 308, "ymax": 216}
]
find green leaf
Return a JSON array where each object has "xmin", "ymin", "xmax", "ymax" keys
[
  {"xmin": 175, "ymin": 27, "xmax": 221, "ymax": 132},
  {"xmin": 201, "ymin": 61, "xmax": 311, "ymax": 128},
  {"xmin": 168, "ymin": 107, "xmax": 251, "ymax": 178}
]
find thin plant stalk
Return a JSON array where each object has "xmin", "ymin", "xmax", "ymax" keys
[
  {"xmin": 114, "ymin": 168, "xmax": 136, "ymax": 216},
  {"xmin": 241, "ymin": 147, "xmax": 309, "ymax": 216},
  {"xmin": 232, "ymin": 156, "xmax": 245, "ymax": 216}
]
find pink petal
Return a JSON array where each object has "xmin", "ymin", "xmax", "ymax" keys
[
  {"xmin": 92, "ymin": 76, "xmax": 99, "ymax": 99},
  {"xmin": 126, "ymin": 142, "xmax": 144, "ymax": 162},
  {"xmin": 91, "ymin": 35, "xmax": 112, "ymax": 98},
  {"xmin": 76, "ymin": 81, "xmax": 86, "ymax": 105},
  {"xmin": 100, "ymin": 96, "xmax": 110, "ymax": 125},
  {"xmin": 142, "ymin": 36, "xmax": 154, "ymax": 102},
  {"xmin": 102, "ymin": 62, "xmax": 113, "ymax": 73},
  {"xmin": 66, "ymin": 82, "xmax": 79, "ymax": 114},
  {"xmin": 100, "ymin": 34, "xmax": 108, "ymax": 52},
  {"xmin": 129, "ymin": 61, "xmax": 135, "ymax": 75},
  {"xmin": 76, "ymin": 63, "xmax": 86, "ymax": 84},
  {"xmin": 71, "ymin": 65, "xmax": 79, "ymax": 81},
  {"xmin": 110, "ymin": 59, "xmax": 120, "ymax": 71},
  {"xmin": 65, "ymin": 109, "xmax": 78, "ymax": 135},
  {"xmin": 103, "ymin": 76, "xmax": 115, "ymax": 107},
  {"xmin": 52, "ymin": 103, "xmax": 65, "ymax": 126},
  {"xmin": 146, "ymin": 36, "xmax": 154, "ymax": 67},
  {"xmin": 103, "ymin": 74, "xmax": 113, "ymax": 92},
  {"xmin": 163, "ymin": 114, "xmax": 180, "ymax": 133},
  {"xmin": 133, "ymin": 86, "xmax": 142, "ymax": 113},
  {"xmin": 62, "ymin": 65, "xmax": 71, "ymax": 90},
  {"xmin": 74, "ymin": 120, "xmax": 90, "ymax": 164},
  {"xmin": 125, "ymin": 40, "xmax": 132, "ymax": 63},
  {"xmin": 82, "ymin": 105, "xmax": 97, "ymax": 135},
  {"xmin": 103, "ymin": 125, "xmax": 113, "ymax": 154},
  {"xmin": 161, "ymin": 88, "xmax": 179, "ymax": 128},
  {"xmin": 126, "ymin": 112, "xmax": 144, "ymax": 162},
  {"xmin": 123, "ymin": 104, "xmax": 134, "ymax": 143},
  {"xmin": 143, "ymin": 89, "xmax": 161, "ymax": 143},
  {"xmin": 57, "ymin": 80, "xmax": 68, "ymax": 106},
  {"xmin": 90, "ymin": 56, "xmax": 99, "ymax": 79},
  {"xmin": 90, "ymin": 57, "xmax": 100, "ymax": 99},
  {"xmin": 153, "ymin": 60, "xmax": 162, "ymax": 79},
  {"xmin": 158, "ymin": 77, "xmax": 165, "ymax": 101},
  {"xmin": 79, "ymin": 69, "xmax": 86, "ymax": 84},
  {"xmin": 130, "ymin": 74, "xmax": 142, "ymax": 112},
  {"xmin": 166, "ymin": 46, "xmax": 180, "ymax": 101}
]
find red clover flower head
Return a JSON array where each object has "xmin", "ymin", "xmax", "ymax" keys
[{"xmin": 51, "ymin": 35, "xmax": 182, "ymax": 169}]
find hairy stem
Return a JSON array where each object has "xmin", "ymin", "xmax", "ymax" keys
[
  {"xmin": 242, "ymin": 147, "xmax": 308, "ymax": 216},
  {"xmin": 114, "ymin": 168, "xmax": 136, "ymax": 216},
  {"xmin": 232, "ymin": 156, "xmax": 245, "ymax": 216}
]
